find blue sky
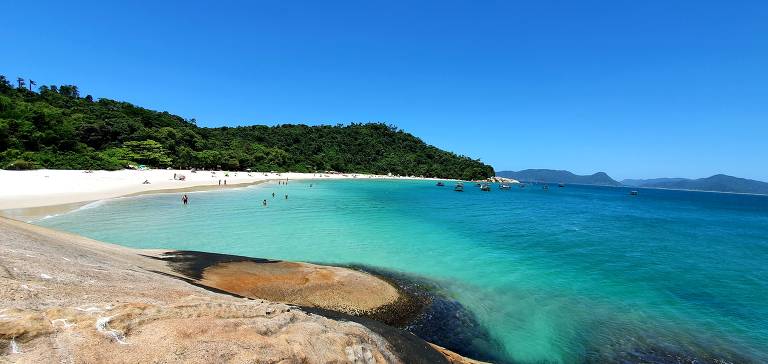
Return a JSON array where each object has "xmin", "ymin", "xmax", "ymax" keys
[{"xmin": 2, "ymin": 1, "xmax": 767, "ymax": 181}]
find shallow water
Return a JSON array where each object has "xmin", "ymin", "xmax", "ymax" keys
[{"xmin": 38, "ymin": 180, "xmax": 768, "ymax": 363}]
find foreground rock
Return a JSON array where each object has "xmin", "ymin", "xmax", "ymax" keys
[
  {"xmin": 144, "ymin": 250, "xmax": 402, "ymax": 317},
  {"xmin": 0, "ymin": 218, "xmax": 458, "ymax": 363}
]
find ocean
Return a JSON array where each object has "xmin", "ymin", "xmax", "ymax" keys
[{"xmin": 37, "ymin": 179, "xmax": 768, "ymax": 363}]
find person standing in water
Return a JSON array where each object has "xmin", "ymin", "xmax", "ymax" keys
[
  {"xmin": 272, "ymin": 192, "xmax": 275, "ymax": 198},
  {"xmin": 285, "ymin": 194, "xmax": 288, "ymax": 200},
  {"xmin": 181, "ymin": 194, "xmax": 189, "ymax": 205},
  {"xmin": 263, "ymin": 199, "xmax": 267, "ymax": 207}
]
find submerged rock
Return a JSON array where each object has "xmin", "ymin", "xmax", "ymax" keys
[
  {"xmin": 349, "ymin": 266, "xmax": 507, "ymax": 363},
  {"xmin": 584, "ymin": 334, "xmax": 758, "ymax": 364}
]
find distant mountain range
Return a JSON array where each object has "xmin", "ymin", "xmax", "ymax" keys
[
  {"xmin": 496, "ymin": 169, "xmax": 768, "ymax": 194},
  {"xmin": 621, "ymin": 174, "xmax": 768, "ymax": 195},
  {"xmin": 495, "ymin": 169, "xmax": 623, "ymax": 186},
  {"xmin": 621, "ymin": 178, "xmax": 688, "ymax": 186}
]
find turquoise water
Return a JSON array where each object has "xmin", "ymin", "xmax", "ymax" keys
[{"xmin": 38, "ymin": 180, "xmax": 768, "ymax": 363}]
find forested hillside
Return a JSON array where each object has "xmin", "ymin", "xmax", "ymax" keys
[{"xmin": 0, "ymin": 76, "xmax": 493, "ymax": 180}]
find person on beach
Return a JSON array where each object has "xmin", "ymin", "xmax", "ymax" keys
[
  {"xmin": 218, "ymin": 179, "xmax": 221, "ymax": 186},
  {"xmin": 224, "ymin": 180, "xmax": 227, "ymax": 185},
  {"xmin": 182, "ymin": 194, "xmax": 189, "ymax": 205}
]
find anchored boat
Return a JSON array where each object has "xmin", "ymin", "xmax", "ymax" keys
[{"xmin": 454, "ymin": 183, "xmax": 464, "ymax": 192}]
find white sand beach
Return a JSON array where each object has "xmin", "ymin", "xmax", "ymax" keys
[{"xmin": 0, "ymin": 169, "xmax": 432, "ymax": 211}]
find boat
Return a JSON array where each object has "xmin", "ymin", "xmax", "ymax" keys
[
  {"xmin": 454, "ymin": 183, "xmax": 464, "ymax": 192},
  {"xmin": 630, "ymin": 190, "xmax": 639, "ymax": 196},
  {"xmin": 436, "ymin": 182, "xmax": 445, "ymax": 187},
  {"xmin": 558, "ymin": 183, "xmax": 565, "ymax": 188},
  {"xmin": 475, "ymin": 183, "xmax": 482, "ymax": 187},
  {"xmin": 543, "ymin": 185, "xmax": 549, "ymax": 190},
  {"xmin": 480, "ymin": 184, "xmax": 491, "ymax": 191},
  {"xmin": 499, "ymin": 184, "xmax": 511, "ymax": 190}
]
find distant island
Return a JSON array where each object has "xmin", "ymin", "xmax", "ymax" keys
[
  {"xmin": 495, "ymin": 169, "xmax": 623, "ymax": 186},
  {"xmin": 622, "ymin": 174, "xmax": 768, "ymax": 195},
  {"xmin": 0, "ymin": 75, "xmax": 493, "ymax": 180}
]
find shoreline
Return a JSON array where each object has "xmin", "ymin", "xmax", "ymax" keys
[
  {"xmin": 0, "ymin": 169, "xmax": 446, "ymax": 221},
  {"xmin": 0, "ymin": 180, "xmax": 270, "ymax": 222}
]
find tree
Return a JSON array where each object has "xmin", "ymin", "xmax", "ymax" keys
[
  {"xmin": 58, "ymin": 85, "xmax": 79, "ymax": 98},
  {"xmin": 0, "ymin": 73, "xmax": 495, "ymax": 178},
  {"xmin": 123, "ymin": 140, "xmax": 172, "ymax": 167}
]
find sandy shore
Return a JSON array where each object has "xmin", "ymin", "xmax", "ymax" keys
[{"xmin": 0, "ymin": 169, "xmax": 434, "ymax": 211}]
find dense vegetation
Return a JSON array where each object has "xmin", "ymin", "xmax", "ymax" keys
[{"xmin": 0, "ymin": 75, "xmax": 493, "ymax": 180}]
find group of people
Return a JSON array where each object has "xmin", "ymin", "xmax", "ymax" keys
[
  {"xmin": 263, "ymin": 191, "xmax": 288, "ymax": 206},
  {"xmin": 181, "ymin": 178, "xmax": 307, "ymax": 206}
]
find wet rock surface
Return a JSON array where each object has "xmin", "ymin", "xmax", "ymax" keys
[{"xmin": 350, "ymin": 266, "xmax": 506, "ymax": 363}]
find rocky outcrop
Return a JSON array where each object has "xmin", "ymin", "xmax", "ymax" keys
[
  {"xmin": 144, "ymin": 250, "xmax": 403, "ymax": 317},
  {"xmin": 0, "ymin": 218, "xmax": 454, "ymax": 363}
]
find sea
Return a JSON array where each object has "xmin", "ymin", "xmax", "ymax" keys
[{"xmin": 37, "ymin": 179, "xmax": 768, "ymax": 363}]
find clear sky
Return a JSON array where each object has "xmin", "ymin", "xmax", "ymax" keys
[{"xmin": 2, "ymin": 1, "xmax": 767, "ymax": 181}]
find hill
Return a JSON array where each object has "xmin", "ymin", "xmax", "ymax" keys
[
  {"xmin": 621, "ymin": 178, "xmax": 688, "ymax": 186},
  {"xmin": 0, "ymin": 75, "xmax": 493, "ymax": 180},
  {"xmin": 622, "ymin": 175, "xmax": 768, "ymax": 194},
  {"xmin": 495, "ymin": 169, "xmax": 622, "ymax": 186}
]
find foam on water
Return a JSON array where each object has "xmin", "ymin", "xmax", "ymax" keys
[{"xmin": 38, "ymin": 180, "xmax": 768, "ymax": 363}]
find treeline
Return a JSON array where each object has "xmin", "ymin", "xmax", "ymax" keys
[{"xmin": 0, "ymin": 75, "xmax": 493, "ymax": 180}]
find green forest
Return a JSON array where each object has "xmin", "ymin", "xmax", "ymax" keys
[{"xmin": 0, "ymin": 75, "xmax": 493, "ymax": 180}]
